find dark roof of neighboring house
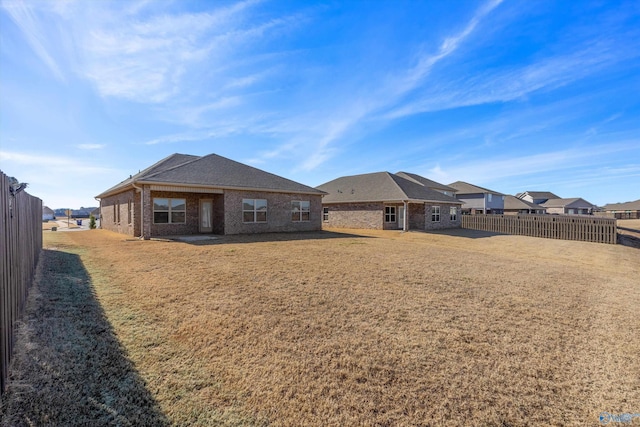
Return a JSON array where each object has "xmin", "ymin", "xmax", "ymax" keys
[
  {"xmin": 515, "ymin": 191, "xmax": 560, "ymax": 200},
  {"xmin": 603, "ymin": 199, "xmax": 640, "ymax": 211},
  {"xmin": 316, "ymin": 172, "xmax": 462, "ymax": 204},
  {"xmin": 504, "ymin": 195, "xmax": 547, "ymax": 211},
  {"xmin": 96, "ymin": 153, "xmax": 324, "ymax": 198},
  {"xmin": 541, "ymin": 198, "xmax": 594, "ymax": 208},
  {"xmin": 395, "ymin": 172, "xmax": 457, "ymax": 193},
  {"xmin": 447, "ymin": 181, "xmax": 505, "ymax": 196}
]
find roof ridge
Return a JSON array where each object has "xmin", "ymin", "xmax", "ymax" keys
[
  {"xmin": 387, "ymin": 172, "xmax": 410, "ymax": 200},
  {"xmin": 138, "ymin": 153, "xmax": 202, "ymax": 180}
]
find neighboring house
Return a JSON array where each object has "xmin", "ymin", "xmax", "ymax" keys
[
  {"xmin": 602, "ymin": 199, "xmax": 640, "ymax": 219},
  {"xmin": 316, "ymin": 172, "xmax": 462, "ymax": 231},
  {"xmin": 395, "ymin": 172, "xmax": 458, "ymax": 197},
  {"xmin": 515, "ymin": 191, "xmax": 560, "ymax": 205},
  {"xmin": 541, "ymin": 198, "xmax": 595, "ymax": 215},
  {"xmin": 448, "ymin": 181, "xmax": 505, "ymax": 214},
  {"xmin": 95, "ymin": 153, "xmax": 325, "ymax": 239},
  {"xmin": 503, "ymin": 195, "xmax": 547, "ymax": 215},
  {"xmin": 90, "ymin": 207, "xmax": 101, "ymax": 219},
  {"xmin": 42, "ymin": 206, "xmax": 55, "ymax": 221}
]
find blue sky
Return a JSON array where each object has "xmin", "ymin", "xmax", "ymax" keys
[{"xmin": 1, "ymin": 0, "xmax": 639, "ymax": 209}]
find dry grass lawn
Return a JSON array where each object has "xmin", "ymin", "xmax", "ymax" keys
[{"xmin": 2, "ymin": 228, "xmax": 639, "ymax": 426}]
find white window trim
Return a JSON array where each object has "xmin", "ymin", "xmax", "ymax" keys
[
  {"xmin": 432, "ymin": 206, "xmax": 441, "ymax": 222},
  {"xmin": 450, "ymin": 206, "xmax": 457, "ymax": 221},
  {"xmin": 292, "ymin": 200, "xmax": 311, "ymax": 222},
  {"xmin": 243, "ymin": 199, "xmax": 268, "ymax": 223},
  {"xmin": 385, "ymin": 206, "xmax": 397, "ymax": 223},
  {"xmin": 153, "ymin": 198, "xmax": 186, "ymax": 224},
  {"xmin": 323, "ymin": 207, "xmax": 329, "ymax": 222}
]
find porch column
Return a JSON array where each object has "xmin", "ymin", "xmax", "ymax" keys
[
  {"xmin": 404, "ymin": 201, "xmax": 409, "ymax": 231},
  {"xmin": 142, "ymin": 185, "xmax": 152, "ymax": 240}
]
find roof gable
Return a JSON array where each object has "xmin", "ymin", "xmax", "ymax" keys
[
  {"xmin": 504, "ymin": 195, "xmax": 546, "ymax": 210},
  {"xmin": 395, "ymin": 172, "xmax": 457, "ymax": 193},
  {"xmin": 516, "ymin": 191, "xmax": 560, "ymax": 201},
  {"xmin": 541, "ymin": 198, "xmax": 594, "ymax": 208}
]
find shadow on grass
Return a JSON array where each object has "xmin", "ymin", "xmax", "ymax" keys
[
  {"xmin": 164, "ymin": 229, "xmax": 374, "ymax": 246},
  {"xmin": 0, "ymin": 249, "xmax": 169, "ymax": 426},
  {"xmin": 424, "ymin": 227, "xmax": 504, "ymax": 239}
]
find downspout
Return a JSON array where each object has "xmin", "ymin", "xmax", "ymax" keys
[
  {"xmin": 94, "ymin": 197, "xmax": 101, "ymax": 229},
  {"xmin": 132, "ymin": 182, "xmax": 144, "ymax": 239},
  {"xmin": 484, "ymin": 193, "xmax": 487, "ymax": 215}
]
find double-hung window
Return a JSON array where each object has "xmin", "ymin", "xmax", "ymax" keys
[
  {"xmin": 323, "ymin": 207, "xmax": 329, "ymax": 221},
  {"xmin": 243, "ymin": 199, "xmax": 267, "ymax": 223},
  {"xmin": 292, "ymin": 201, "xmax": 310, "ymax": 222},
  {"xmin": 153, "ymin": 198, "xmax": 186, "ymax": 224},
  {"xmin": 450, "ymin": 207, "xmax": 457, "ymax": 221},
  {"xmin": 385, "ymin": 206, "xmax": 396, "ymax": 222},
  {"xmin": 432, "ymin": 206, "xmax": 441, "ymax": 222}
]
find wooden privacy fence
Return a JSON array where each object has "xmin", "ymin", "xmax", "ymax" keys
[
  {"xmin": 462, "ymin": 214, "xmax": 617, "ymax": 244},
  {"xmin": 1, "ymin": 171, "xmax": 42, "ymax": 396}
]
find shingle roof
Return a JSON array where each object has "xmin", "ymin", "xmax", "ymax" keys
[
  {"xmin": 516, "ymin": 191, "xmax": 560, "ymax": 201},
  {"xmin": 603, "ymin": 199, "xmax": 640, "ymax": 211},
  {"xmin": 316, "ymin": 172, "xmax": 462, "ymax": 204},
  {"xmin": 447, "ymin": 181, "xmax": 505, "ymax": 196},
  {"xmin": 395, "ymin": 172, "xmax": 457, "ymax": 193},
  {"xmin": 540, "ymin": 198, "xmax": 594, "ymax": 208},
  {"xmin": 96, "ymin": 153, "xmax": 324, "ymax": 198},
  {"xmin": 504, "ymin": 195, "xmax": 546, "ymax": 210}
]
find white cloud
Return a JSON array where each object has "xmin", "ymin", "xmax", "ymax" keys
[
  {"xmin": 76, "ymin": 143, "xmax": 105, "ymax": 150},
  {"xmin": 2, "ymin": 0, "xmax": 65, "ymax": 80}
]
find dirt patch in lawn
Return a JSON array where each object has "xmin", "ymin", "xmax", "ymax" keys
[{"xmin": 3, "ymin": 228, "xmax": 639, "ymax": 426}]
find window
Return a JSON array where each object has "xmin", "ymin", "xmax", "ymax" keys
[
  {"xmin": 432, "ymin": 206, "xmax": 441, "ymax": 222},
  {"xmin": 450, "ymin": 206, "xmax": 457, "ymax": 221},
  {"xmin": 116, "ymin": 202, "xmax": 121, "ymax": 223},
  {"xmin": 385, "ymin": 206, "xmax": 396, "ymax": 222},
  {"xmin": 292, "ymin": 201, "xmax": 310, "ymax": 222},
  {"xmin": 323, "ymin": 207, "xmax": 329, "ymax": 221},
  {"xmin": 243, "ymin": 199, "xmax": 267, "ymax": 223},
  {"xmin": 488, "ymin": 193, "xmax": 493, "ymax": 202},
  {"xmin": 127, "ymin": 199, "xmax": 132, "ymax": 224},
  {"xmin": 153, "ymin": 198, "xmax": 186, "ymax": 224}
]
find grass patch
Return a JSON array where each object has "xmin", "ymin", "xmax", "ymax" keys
[{"xmin": 2, "ymin": 228, "xmax": 639, "ymax": 426}]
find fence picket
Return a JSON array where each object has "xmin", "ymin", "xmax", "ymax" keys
[
  {"xmin": 0, "ymin": 171, "xmax": 42, "ymax": 397},
  {"xmin": 461, "ymin": 214, "xmax": 617, "ymax": 244}
]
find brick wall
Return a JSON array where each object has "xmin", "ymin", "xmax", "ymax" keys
[
  {"xmin": 424, "ymin": 203, "xmax": 462, "ymax": 230},
  {"xmin": 223, "ymin": 190, "xmax": 323, "ymax": 235},
  {"xmin": 322, "ymin": 202, "xmax": 385, "ymax": 229},
  {"xmin": 100, "ymin": 189, "xmax": 137, "ymax": 236}
]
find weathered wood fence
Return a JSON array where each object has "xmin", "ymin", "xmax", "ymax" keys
[
  {"xmin": 1, "ymin": 171, "xmax": 42, "ymax": 396},
  {"xmin": 462, "ymin": 214, "xmax": 617, "ymax": 244}
]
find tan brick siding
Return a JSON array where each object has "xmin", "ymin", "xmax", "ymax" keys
[
  {"xmin": 100, "ymin": 189, "xmax": 137, "ymax": 236},
  {"xmin": 323, "ymin": 202, "xmax": 462, "ymax": 231},
  {"xmin": 223, "ymin": 190, "xmax": 323, "ymax": 235},
  {"xmin": 322, "ymin": 202, "xmax": 385, "ymax": 229}
]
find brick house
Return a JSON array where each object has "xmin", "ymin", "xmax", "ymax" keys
[
  {"xmin": 541, "ymin": 198, "xmax": 595, "ymax": 215},
  {"xmin": 95, "ymin": 153, "xmax": 325, "ymax": 239},
  {"xmin": 316, "ymin": 172, "xmax": 462, "ymax": 231}
]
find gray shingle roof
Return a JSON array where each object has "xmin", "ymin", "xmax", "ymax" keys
[
  {"xmin": 395, "ymin": 172, "xmax": 457, "ymax": 193},
  {"xmin": 96, "ymin": 153, "xmax": 324, "ymax": 198},
  {"xmin": 316, "ymin": 172, "xmax": 461, "ymax": 204},
  {"xmin": 603, "ymin": 199, "xmax": 640, "ymax": 211},
  {"xmin": 504, "ymin": 195, "xmax": 546, "ymax": 210},
  {"xmin": 447, "ymin": 181, "xmax": 505, "ymax": 196},
  {"xmin": 541, "ymin": 198, "xmax": 594, "ymax": 208},
  {"xmin": 516, "ymin": 191, "xmax": 560, "ymax": 201}
]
